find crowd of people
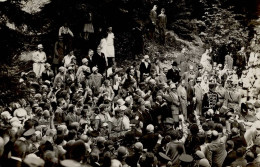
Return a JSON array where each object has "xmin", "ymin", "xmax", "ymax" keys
[{"xmin": 1, "ymin": 3, "xmax": 260, "ymax": 167}]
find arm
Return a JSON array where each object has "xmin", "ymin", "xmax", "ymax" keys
[
  {"xmin": 68, "ymin": 28, "xmax": 74, "ymax": 37},
  {"xmin": 179, "ymin": 115, "xmax": 188, "ymax": 143},
  {"xmin": 58, "ymin": 27, "xmax": 62, "ymax": 36},
  {"xmin": 205, "ymin": 145, "xmax": 213, "ymax": 166},
  {"xmin": 42, "ymin": 53, "xmax": 47, "ymax": 63},
  {"xmin": 54, "ymin": 42, "xmax": 59, "ymax": 56}
]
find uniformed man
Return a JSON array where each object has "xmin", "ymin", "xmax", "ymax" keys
[
  {"xmin": 224, "ymin": 80, "xmax": 241, "ymax": 113},
  {"xmin": 202, "ymin": 82, "xmax": 219, "ymax": 115},
  {"xmin": 215, "ymin": 79, "xmax": 226, "ymax": 107}
]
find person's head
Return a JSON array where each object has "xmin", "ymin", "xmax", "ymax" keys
[
  {"xmin": 161, "ymin": 8, "xmax": 165, "ymax": 14},
  {"xmin": 97, "ymin": 47, "xmax": 102, "ymax": 54},
  {"xmin": 144, "ymin": 55, "xmax": 149, "ymax": 62},
  {"xmin": 108, "ymin": 27, "xmax": 112, "ymax": 32},
  {"xmin": 92, "ymin": 67, "xmax": 98, "ymax": 74},
  {"xmin": 188, "ymin": 78, "xmax": 194, "ymax": 86},
  {"xmin": 181, "ymin": 80, "xmax": 185, "ymax": 86},
  {"xmin": 57, "ymin": 98, "xmax": 67, "ymax": 110},
  {"xmin": 70, "ymin": 140, "xmax": 87, "ymax": 162},
  {"xmin": 37, "ymin": 44, "xmax": 44, "ymax": 51},
  {"xmin": 104, "ymin": 80, "xmax": 111, "ymax": 87},
  {"xmin": 245, "ymin": 151, "xmax": 255, "ymax": 163},
  {"xmin": 236, "ymin": 147, "xmax": 245, "ymax": 158},
  {"xmin": 11, "ymin": 140, "xmax": 27, "ymax": 159},
  {"xmin": 153, "ymin": 5, "xmax": 157, "ymax": 10},
  {"xmin": 146, "ymin": 124, "xmax": 154, "ymax": 133},
  {"xmin": 88, "ymin": 49, "xmax": 94, "ymax": 56}
]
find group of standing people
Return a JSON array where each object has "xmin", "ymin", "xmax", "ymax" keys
[{"xmin": 149, "ymin": 4, "xmax": 167, "ymax": 44}]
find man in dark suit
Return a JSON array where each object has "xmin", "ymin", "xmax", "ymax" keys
[
  {"xmin": 139, "ymin": 55, "xmax": 151, "ymax": 82},
  {"xmin": 149, "ymin": 5, "xmax": 157, "ymax": 39},
  {"xmin": 5, "ymin": 140, "xmax": 27, "ymax": 167},
  {"xmin": 140, "ymin": 124, "xmax": 158, "ymax": 152},
  {"xmin": 86, "ymin": 49, "xmax": 95, "ymax": 69},
  {"xmin": 166, "ymin": 61, "xmax": 181, "ymax": 84},
  {"xmin": 93, "ymin": 47, "xmax": 107, "ymax": 75}
]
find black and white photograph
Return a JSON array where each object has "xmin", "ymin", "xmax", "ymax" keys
[{"xmin": 0, "ymin": 0, "xmax": 259, "ymax": 166}]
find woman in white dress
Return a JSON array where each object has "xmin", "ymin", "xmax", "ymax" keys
[
  {"xmin": 32, "ymin": 44, "xmax": 47, "ymax": 78},
  {"xmin": 200, "ymin": 48, "xmax": 212, "ymax": 72},
  {"xmin": 99, "ymin": 32, "xmax": 108, "ymax": 66},
  {"xmin": 106, "ymin": 27, "xmax": 115, "ymax": 67}
]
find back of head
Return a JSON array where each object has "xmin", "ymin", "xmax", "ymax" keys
[
  {"xmin": 245, "ymin": 151, "xmax": 255, "ymax": 163},
  {"xmin": 11, "ymin": 140, "xmax": 27, "ymax": 158},
  {"xmin": 236, "ymin": 147, "xmax": 245, "ymax": 158},
  {"xmin": 70, "ymin": 140, "xmax": 86, "ymax": 161}
]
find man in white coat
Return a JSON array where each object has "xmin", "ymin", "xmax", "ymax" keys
[{"xmin": 32, "ymin": 44, "xmax": 47, "ymax": 78}]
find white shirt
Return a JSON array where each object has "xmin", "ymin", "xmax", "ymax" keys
[
  {"xmin": 63, "ymin": 55, "xmax": 74, "ymax": 68},
  {"xmin": 32, "ymin": 51, "xmax": 46, "ymax": 63}
]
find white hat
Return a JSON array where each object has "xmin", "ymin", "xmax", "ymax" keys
[
  {"xmin": 146, "ymin": 124, "xmax": 154, "ymax": 132},
  {"xmin": 10, "ymin": 117, "xmax": 20, "ymax": 124},
  {"xmin": 144, "ymin": 55, "xmax": 149, "ymax": 59},
  {"xmin": 1, "ymin": 111, "xmax": 12, "ymax": 120},
  {"xmin": 82, "ymin": 58, "xmax": 88, "ymax": 64},
  {"xmin": 92, "ymin": 66, "xmax": 98, "ymax": 72},
  {"xmin": 170, "ymin": 83, "xmax": 176, "ymax": 89},
  {"xmin": 59, "ymin": 66, "xmax": 66, "ymax": 72},
  {"xmin": 120, "ymin": 105, "xmax": 127, "ymax": 111},
  {"xmin": 37, "ymin": 44, "xmax": 43, "ymax": 49},
  {"xmin": 13, "ymin": 108, "xmax": 27, "ymax": 120},
  {"xmin": 117, "ymin": 99, "xmax": 125, "ymax": 106}
]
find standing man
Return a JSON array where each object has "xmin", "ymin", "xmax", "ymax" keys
[
  {"xmin": 194, "ymin": 77, "xmax": 204, "ymax": 116},
  {"xmin": 202, "ymin": 82, "xmax": 219, "ymax": 115},
  {"xmin": 32, "ymin": 44, "xmax": 47, "ymax": 78},
  {"xmin": 157, "ymin": 8, "xmax": 167, "ymax": 44},
  {"xmin": 177, "ymin": 80, "xmax": 188, "ymax": 120},
  {"xmin": 86, "ymin": 49, "xmax": 95, "ymax": 69},
  {"xmin": 139, "ymin": 55, "xmax": 151, "ymax": 82},
  {"xmin": 166, "ymin": 61, "xmax": 181, "ymax": 84},
  {"xmin": 53, "ymin": 36, "xmax": 66, "ymax": 74},
  {"xmin": 162, "ymin": 83, "xmax": 180, "ymax": 126},
  {"xmin": 149, "ymin": 4, "xmax": 157, "ymax": 39}
]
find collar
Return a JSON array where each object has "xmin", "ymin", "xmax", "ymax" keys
[{"xmin": 11, "ymin": 156, "xmax": 22, "ymax": 162}]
